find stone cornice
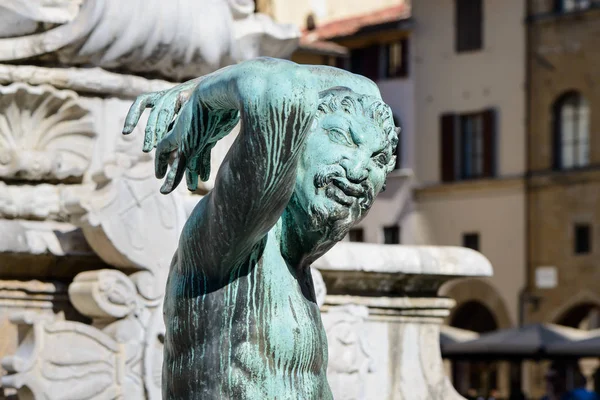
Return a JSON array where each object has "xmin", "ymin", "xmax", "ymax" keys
[
  {"xmin": 313, "ymin": 243, "xmax": 492, "ymax": 296},
  {"xmin": 0, "ymin": 64, "xmax": 175, "ymax": 98},
  {"xmin": 415, "ymin": 176, "xmax": 525, "ymax": 201},
  {"xmin": 528, "ymin": 167, "xmax": 600, "ymax": 188}
]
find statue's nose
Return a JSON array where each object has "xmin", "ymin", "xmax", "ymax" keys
[{"xmin": 340, "ymin": 158, "xmax": 369, "ymax": 183}]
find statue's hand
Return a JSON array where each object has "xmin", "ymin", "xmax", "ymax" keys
[
  {"xmin": 122, "ymin": 77, "xmax": 239, "ymax": 194},
  {"xmin": 122, "ymin": 79, "xmax": 200, "ymax": 152}
]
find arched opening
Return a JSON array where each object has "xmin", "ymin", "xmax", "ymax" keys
[
  {"xmin": 452, "ymin": 300, "xmax": 498, "ymax": 333},
  {"xmin": 553, "ymin": 91, "xmax": 590, "ymax": 170},
  {"xmin": 555, "ymin": 302, "xmax": 600, "ymax": 392},
  {"xmin": 556, "ymin": 302, "xmax": 600, "ymax": 330},
  {"xmin": 450, "ymin": 301, "xmax": 500, "ymax": 398}
]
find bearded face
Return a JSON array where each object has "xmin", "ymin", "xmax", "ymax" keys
[{"xmin": 288, "ymin": 89, "xmax": 397, "ymax": 243}]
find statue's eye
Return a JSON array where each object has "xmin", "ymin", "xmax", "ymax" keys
[
  {"xmin": 373, "ymin": 152, "xmax": 390, "ymax": 166},
  {"xmin": 327, "ymin": 128, "xmax": 354, "ymax": 147}
]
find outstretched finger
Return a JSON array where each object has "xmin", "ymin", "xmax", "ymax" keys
[
  {"xmin": 186, "ymin": 166, "xmax": 199, "ymax": 191},
  {"xmin": 160, "ymin": 152, "xmax": 187, "ymax": 195},
  {"xmin": 123, "ymin": 93, "xmax": 155, "ymax": 135},
  {"xmin": 155, "ymin": 133, "xmax": 178, "ymax": 179},
  {"xmin": 143, "ymin": 109, "xmax": 159, "ymax": 152},
  {"xmin": 154, "ymin": 106, "xmax": 176, "ymax": 146}
]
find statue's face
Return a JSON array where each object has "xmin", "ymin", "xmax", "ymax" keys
[{"xmin": 290, "ymin": 93, "xmax": 396, "ymax": 242}]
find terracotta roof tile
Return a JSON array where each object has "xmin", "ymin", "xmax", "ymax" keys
[
  {"xmin": 297, "ymin": 39, "xmax": 349, "ymax": 56},
  {"xmin": 301, "ymin": 4, "xmax": 410, "ymax": 42}
]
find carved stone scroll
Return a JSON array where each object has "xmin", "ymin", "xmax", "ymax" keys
[
  {"xmin": 2, "ymin": 269, "xmax": 165, "ymax": 400},
  {"xmin": 1, "ymin": 312, "xmax": 144, "ymax": 400}
]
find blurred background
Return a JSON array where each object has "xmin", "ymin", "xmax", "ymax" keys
[{"xmin": 0, "ymin": 0, "xmax": 599, "ymax": 399}]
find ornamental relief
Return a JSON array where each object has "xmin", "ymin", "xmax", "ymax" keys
[{"xmin": 0, "ymin": 83, "xmax": 95, "ymax": 181}]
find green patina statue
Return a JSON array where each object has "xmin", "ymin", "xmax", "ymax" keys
[{"xmin": 123, "ymin": 58, "xmax": 398, "ymax": 399}]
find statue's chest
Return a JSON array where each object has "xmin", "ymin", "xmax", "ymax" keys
[{"xmin": 217, "ymin": 235, "xmax": 326, "ymax": 370}]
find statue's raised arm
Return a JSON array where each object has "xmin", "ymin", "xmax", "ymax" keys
[{"xmin": 123, "ymin": 58, "xmax": 398, "ymax": 399}]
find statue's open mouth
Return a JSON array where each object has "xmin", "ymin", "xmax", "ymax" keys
[{"xmin": 325, "ymin": 178, "xmax": 373, "ymax": 211}]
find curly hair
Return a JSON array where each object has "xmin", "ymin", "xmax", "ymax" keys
[{"xmin": 315, "ymin": 87, "xmax": 399, "ymax": 174}]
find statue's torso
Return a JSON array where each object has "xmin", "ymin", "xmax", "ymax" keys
[{"xmin": 162, "ymin": 223, "xmax": 332, "ymax": 399}]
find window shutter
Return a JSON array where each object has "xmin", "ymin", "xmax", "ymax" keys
[
  {"xmin": 482, "ymin": 108, "xmax": 496, "ymax": 177},
  {"xmin": 363, "ymin": 45, "xmax": 381, "ymax": 81},
  {"xmin": 552, "ymin": 101, "xmax": 561, "ymax": 169},
  {"xmin": 398, "ymin": 39, "xmax": 409, "ymax": 77},
  {"xmin": 441, "ymin": 113, "xmax": 456, "ymax": 182},
  {"xmin": 456, "ymin": 0, "xmax": 483, "ymax": 52}
]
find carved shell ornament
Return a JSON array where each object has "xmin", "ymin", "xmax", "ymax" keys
[{"xmin": 0, "ymin": 83, "xmax": 95, "ymax": 181}]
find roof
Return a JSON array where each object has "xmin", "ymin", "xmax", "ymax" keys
[
  {"xmin": 301, "ymin": 4, "xmax": 411, "ymax": 43},
  {"xmin": 547, "ymin": 329, "xmax": 600, "ymax": 357},
  {"xmin": 297, "ymin": 39, "xmax": 349, "ymax": 56},
  {"xmin": 442, "ymin": 323, "xmax": 593, "ymax": 360},
  {"xmin": 440, "ymin": 326, "xmax": 480, "ymax": 348}
]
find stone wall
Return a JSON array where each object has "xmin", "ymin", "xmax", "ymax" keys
[{"xmin": 527, "ymin": 7, "xmax": 600, "ymax": 324}]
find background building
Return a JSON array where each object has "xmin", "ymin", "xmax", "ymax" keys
[
  {"xmin": 267, "ymin": 0, "xmax": 528, "ymax": 396},
  {"xmin": 412, "ymin": 1, "xmax": 526, "ymax": 396},
  {"xmin": 526, "ymin": 0, "xmax": 600, "ymax": 329},
  {"xmin": 525, "ymin": 0, "xmax": 600, "ymax": 397}
]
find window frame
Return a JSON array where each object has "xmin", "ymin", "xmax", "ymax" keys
[
  {"xmin": 440, "ymin": 109, "xmax": 496, "ymax": 183},
  {"xmin": 462, "ymin": 232, "xmax": 481, "ymax": 251},
  {"xmin": 455, "ymin": 0, "xmax": 484, "ymax": 53},
  {"xmin": 574, "ymin": 223, "xmax": 591, "ymax": 255},
  {"xmin": 348, "ymin": 228, "xmax": 365, "ymax": 243},
  {"xmin": 383, "ymin": 226, "xmax": 401, "ymax": 244},
  {"xmin": 553, "ymin": 92, "xmax": 590, "ymax": 170},
  {"xmin": 556, "ymin": 0, "xmax": 592, "ymax": 12}
]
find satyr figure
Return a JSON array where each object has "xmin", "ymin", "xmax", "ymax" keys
[{"xmin": 123, "ymin": 58, "xmax": 398, "ymax": 399}]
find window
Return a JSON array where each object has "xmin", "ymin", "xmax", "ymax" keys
[
  {"xmin": 384, "ymin": 226, "xmax": 400, "ymax": 244},
  {"xmin": 553, "ymin": 92, "xmax": 589, "ymax": 170},
  {"xmin": 460, "ymin": 113, "xmax": 485, "ymax": 179},
  {"xmin": 440, "ymin": 109, "xmax": 496, "ymax": 182},
  {"xmin": 455, "ymin": 0, "xmax": 483, "ymax": 52},
  {"xmin": 384, "ymin": 40, "xmax": 408, "ymax": 78},
  {"xmin": 574, "ymin": 224, "xmax": 591, "ymax": 254},
  {"xmin": 556, "ymin": 0, "xmax": 591, "ymax": 12},
  {"xmin": 350, "ymin": 45, "xmax": 380, "ymax": 81},
  {"xmin": 349, "ymin": 40, "xmax": 409, "ymax": 81},
  {"xmin": 463, "ymin": 233, "xmax": 480, "ymax": 251},
  {"xmin": 349, "ymin": 228, "xmax": 364, "ymax": 242}
]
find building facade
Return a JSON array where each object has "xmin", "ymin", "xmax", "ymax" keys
[
  {"xmin": 526, "ymin": 0, "xmax": 600, "ymax": 329},
  {"xmin": 272, "ymin": 0, "xmax": 527, "ymax": 396},
  {"xmin": 410, "ymin": 0, "xmax": 526, "ymax": 333},
  {"xmin": 524, "ymin": 1, "xmax": 600, "ymax": 396}
]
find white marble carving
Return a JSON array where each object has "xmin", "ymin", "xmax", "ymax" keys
[
  {"xmin": 0, "ymin": 1, "xmax": 304, "ymax": 399},
  {"xmin": 0, "ymin": 64, "xmax": 175, "ymax": 98},
  {"xmin": 0, "ymin": 219, "xmax": 88, "ymax": 256},
  {"xmin": 0, "ymin": 83, "xmax": 95, "ymax": 181},
  {"xmin": 76, "ymin": 99, "xmax": 187, "ymax": 277},
  {"xmin": 324, "ymin": 304, "xmax": 374, "ymax": 400},
  {"xmin": 1, "ymin": 312, "xmax": 145, "ymax": 400},
  {"xmin": 0, "ymin": 0, "xmax": 299, "ymax": 80},
  {"xmin": 2, "ymin": 268, "xmax": 165, "ymax": 400},
  {"xmin": 0, "ymin": 182, "xmax": 88, "ymax": 220},
  {"xmin": 311, "ymin": 267, "xmax": 327, "ymax": 308}
]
